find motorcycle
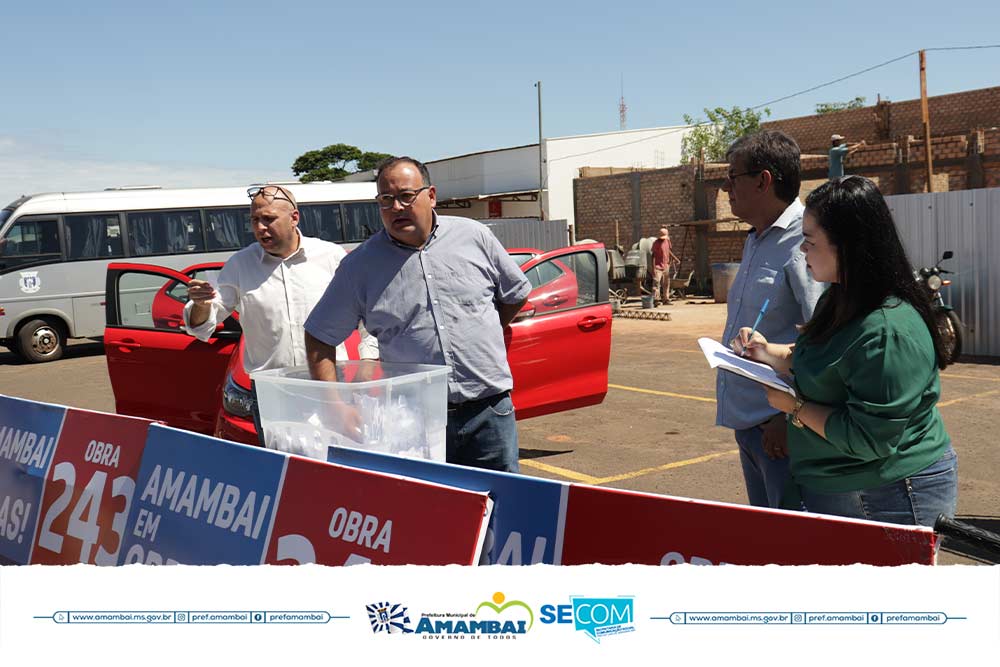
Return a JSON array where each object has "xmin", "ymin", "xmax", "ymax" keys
[{"xmin": 916, "ymin": 250, "xmax": 963, "ymax": 365}]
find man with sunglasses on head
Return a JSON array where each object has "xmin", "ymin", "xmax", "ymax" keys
[
  {"xmin": 184, "ymin": 184, "xmax": 377, "ymax": 443},
  {"xmin": 304, "ymin": 156, "xmax": 531, "ymax": 473},
  {"xmin": 717, "ymin": 131, "xmax": 825, "ymax": 509}
]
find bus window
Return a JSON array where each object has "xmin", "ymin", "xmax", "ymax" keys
[
  {"xmin": 299, "ymin": 204, "xmax": 344, "ymax": 243},
  {"xmin": 127, "ymin": 210, "xmax": 205, "ymax": 256},
  {"xmin": 65, "ymin": 214, "xmax": 125, "ymax": 260},
  {"xmin": 206, "ymin": 207, "xmax": 253, "ymax": 250},
  {"xmin": 343, "ymin": 202, "xmax": 379, "ymax": 242},
  {"xmin": 0, "ymin": 218, "xmax": 62, "ymax": 271}
]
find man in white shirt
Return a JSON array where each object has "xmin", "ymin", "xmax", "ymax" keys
[{"xmin": 183, "ymin": 184, "xmax": 376, "ymax": 441}]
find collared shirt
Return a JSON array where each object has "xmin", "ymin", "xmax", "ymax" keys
[
  {"xmin": 183, "ymin": 232, "xmax": 378, "ymax": 373},
  {"xmin": 304, "ymin": 214, "xmax": 532, "ymax": 403},
  {"xmin": 716, "ymin": 199, "xmax": 826, "ymax": 430}
]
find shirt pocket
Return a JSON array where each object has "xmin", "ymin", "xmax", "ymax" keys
[
  {"xmin": 752, "ymin": 266, "xmax": 779, "ymax": 287},
  {"xmin": 449, "ymin": 270, "xmax": 493, "ymax": 308}
]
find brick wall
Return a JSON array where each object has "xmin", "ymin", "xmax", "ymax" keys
[
  {"xmin": 763, "ymin": 86, "xmax": 1000, "ymax": 153},
  {"xmin": 573, "ymin": 172, "xmax": 633, "ymax": 250},
  {"xmin": 638, "ymin": 167, "xmax": 696, "ymax": 235},
  {"xmin": 574, "ymin": 102, "xmax": 1000, "ymax": 292}
]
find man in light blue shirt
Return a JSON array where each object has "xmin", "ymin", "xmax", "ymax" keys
[
  {"xmin": 828, "ymin": 134, "xmax": 865, "ymax": 180},
  {"xmin": 718, "ymin": 131, "xmax": 826, "ymax": 508},
  {"xmin": 304, "ymin": 157, "xmax": 530, "ymax": 472}
]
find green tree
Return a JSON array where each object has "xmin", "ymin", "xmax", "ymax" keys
[
  {"xmin": 291, "ymin": 144, "xmax": 393, "ymax": 182},
  {"xmin": 815, "ymin": 96, "xmax": 867, "ymax": 114},
  {"xmin": 681, "ymin": 106, "xmax": 771, "ymax": 163}
]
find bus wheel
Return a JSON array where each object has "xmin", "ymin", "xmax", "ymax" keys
[{"xmin": 17, "ymin": 319, "xmax": 65, "ymax": 363}]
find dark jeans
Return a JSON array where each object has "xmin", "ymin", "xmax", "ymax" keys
[
  {"xmin": 446, "ymin": 391, "xmax": 519, "ymax": 473},
  {"xmin": 799, "ymin": 447, "xmax": 958, "ymax": 527},
  {"xmin": 735, "ymin": 423, "xmax": 791, "ymax": 508}
]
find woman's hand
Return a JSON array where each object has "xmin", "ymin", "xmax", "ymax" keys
[
  {"xmin": 731, "ymin": 328, "xmax": 795, "ymax": 375},
  {"xmin": 765, "ymin": 387, "xmax": 797, "ymax": 414},
  {"xmin": 731, "ymin": 327, "xmax": 770, "ymax": 362}
]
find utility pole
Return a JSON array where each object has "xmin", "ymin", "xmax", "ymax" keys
[
  {"xmin": 919, "ymin": 50, "xmax": 935, "ymax": 192},
  {"xmin": 535, "ymin": 81, "xmax": 545, "ymax": 220}
]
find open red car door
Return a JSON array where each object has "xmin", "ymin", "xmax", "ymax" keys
[
  {"xmin": 507, "ymin": 243, "xmax": 611, "ymax": 419},
  {"xmin": 104, "ymin": 262, "xmax": 238, "ymax": 433}
]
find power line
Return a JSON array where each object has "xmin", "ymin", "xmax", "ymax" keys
[{"xmin": 549, "ymin": 44, "xmax": 1000, "ymax": 163}]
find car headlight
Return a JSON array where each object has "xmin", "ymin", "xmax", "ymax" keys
[
  {"xmin": 926, "ymin": 275, "xmax": 943, "ymax": 291},
  {"xmin": 221, "ymin": 373, "xmax": 255, "ymax": 418}
]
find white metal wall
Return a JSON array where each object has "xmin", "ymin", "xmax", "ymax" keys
[{"xmin": 886, "ymin": 187, "xmax": 1000, "ymax": 357}]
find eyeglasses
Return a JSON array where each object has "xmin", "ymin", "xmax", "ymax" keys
[
  {"xmin": 247, "ymin": 185, "xmax": 296, "ymax": 207},
  {"xmin": 375, "ymin": 186, "xmax": 430, "ymax": 210},
  {"xmin": 725, "ymin": 169, "xmax": 762, "ymax": 184}
]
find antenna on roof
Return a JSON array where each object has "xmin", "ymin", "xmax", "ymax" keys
[{"xmin": 619, "ymin": 73, "xmax": 627, "ymax": 131}]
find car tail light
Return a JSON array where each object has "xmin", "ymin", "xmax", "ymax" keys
[
  {"xmin": 0, "ymin": 306, "xmax": 5, "ymax": 316},
  {"xmin": 221, "ymin": 372, "xmax": 255, "ymax": 418}
]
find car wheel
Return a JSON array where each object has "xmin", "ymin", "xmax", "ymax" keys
[{"xmin": 17, "ymin": 318, "xmax": 66, "ymax": 363}]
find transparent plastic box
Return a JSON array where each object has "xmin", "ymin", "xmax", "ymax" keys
[{"xmin": 251, "ymin": 361, "xmax": 450, "ymax": 462}]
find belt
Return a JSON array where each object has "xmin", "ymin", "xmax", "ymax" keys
[{"xmin": 447, "ymin": 390, "xmax": 510, "ymax": 411}]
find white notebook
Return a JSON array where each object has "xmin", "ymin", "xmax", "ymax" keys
[{"xmin": 698, "ymin": 337, "xmax": 796, "ymax": 396}]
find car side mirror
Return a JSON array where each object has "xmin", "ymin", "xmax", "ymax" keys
[
  {"xmin": 213, "ymin": 315, "xmax": 243, "ymax": 340},
  {"xmin": 513, "ymin": 305, "xmax": 536, "ymax": 322}
]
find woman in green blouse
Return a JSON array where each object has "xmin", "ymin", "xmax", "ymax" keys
[{"xmin": 734, "ymin": 176, "xmax": 957, "ymax": 526}]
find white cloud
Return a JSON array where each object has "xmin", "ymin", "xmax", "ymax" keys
[{"xmin": 0, "ymin": 136, "xmax": 290, "ymax": 207}]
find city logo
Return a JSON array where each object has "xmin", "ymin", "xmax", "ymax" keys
[
  {"xmin": 413, "ymin": 592, "xmax": 533, "ymax": 639},
  {"xmin": 475, "ymin": 591, "xmax": 534, "ymax": 631},
  {"xmin": 366, "ymin": 602, "xmax": 413, "ymax": 634},
  {"xmin": 18, "ymin": 272, "xmax": 40, "ymax": 294},
  {"xmin": 540, "ymin": 595, "xmax": 636, "ymax": 643}
]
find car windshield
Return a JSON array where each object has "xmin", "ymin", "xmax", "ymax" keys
[
  {"xmin": 0, "ymin": 209, "xmax": 11, "ymax": 229},
  {"xmin": 509, "ymin": 252, "xmax": 535, "ymax": 267}
]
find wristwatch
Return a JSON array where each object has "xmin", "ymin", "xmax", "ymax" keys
[{"xmin": 789, "ymin": 397, "xmax": 806, "ymax": 429}]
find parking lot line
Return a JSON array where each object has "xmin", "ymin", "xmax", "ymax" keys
[
  {"xmin": 592, "ymin": 450, "xmax": 739, "ymax": 485},
  {"xmin": 938, "ymin": 388, "xmax": 1000, "ymax": 408},
  {"xmin": 519, "ymin": 459, "xmax": 602, "ymax": 484},
  {"xmin": 941, "ymin": 373, "xmax": 1000, "ymax": 383},
  {"xmin": 520, "ymin": 449, "xmax": 739, "ymax": 486},
  {"xmin": 608, "ymin": 383, "xmax": 717, "ymax": 403}
]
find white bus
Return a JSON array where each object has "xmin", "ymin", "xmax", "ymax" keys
[{"xmin": 0, "ymin": 182, "xmax": 378, "ymax": 362}]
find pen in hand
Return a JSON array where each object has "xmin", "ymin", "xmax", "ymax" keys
[{"xmin": 742, "ymin": 298, "xmax": 770, "ymax": 358}]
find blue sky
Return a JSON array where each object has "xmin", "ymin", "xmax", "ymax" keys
[{"xmin": 2, "ymin": 0, "xmax": 999, "ymax": 206}]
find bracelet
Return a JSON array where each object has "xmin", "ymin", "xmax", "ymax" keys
[{"xmin": 789, "ymin": 398, "xmax": 806, "ymax": 429}]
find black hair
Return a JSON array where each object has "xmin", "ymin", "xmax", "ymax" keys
[
  {"xmin": 800, "ymin": 176, "xmax": 948, "ymax": 368},
  {"xmin": 725, "ymin": 130, "xmax": 801, "ymax": 204},
  {"xmin": 375, "ymin": 156, "xmax": 432, "ymax": 187}
]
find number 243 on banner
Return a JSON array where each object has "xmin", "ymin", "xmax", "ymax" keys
[{"xmin": 31, "ymin": 410, "xmax": 152, "ymax": 565}]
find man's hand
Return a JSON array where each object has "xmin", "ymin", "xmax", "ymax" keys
[
  {"xmin": 498, "ymin": 298, "xmax": 529, "ymax": 328},
  {"xmin": 187, "ymin": 279, "xmax": 216, "ymax": 303},
  {"xmin": 761, "ymin": 414, "xmax": 788, "ymax": 460},
  {"xmin": 186, "ymin": 279, "xmax": 216, "ymax": 328}
]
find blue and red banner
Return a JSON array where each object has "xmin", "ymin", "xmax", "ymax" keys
[
  {"xmin": 559, "ymin": 485, "xmax": 936, "ymax": 566},
  {"xmin": 117, "ymin": 424, "xmax": 286, "ymax": 565},
  {"xmin": 265, "ymin": 456, "xmax": 491, "ymax": 566},
  {"xmin": 326, "ymin": 447, "xmax": 568, "ymax": 565},
  {"xmin": 30, "ymin": 408, "xmax": 153, "ymax": 565},
  {"xmin": 0, "ymin": 396, "xmax": 65, "ymax": 564}
]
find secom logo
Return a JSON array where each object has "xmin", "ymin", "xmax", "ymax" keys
[{"xmin": 540, "ymin": 595, "xmax": 636, "ymax": 643}]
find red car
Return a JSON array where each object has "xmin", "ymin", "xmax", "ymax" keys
[{"xmin": 104, "ymin": 243, "xmax": 612, "ymax": 445}]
